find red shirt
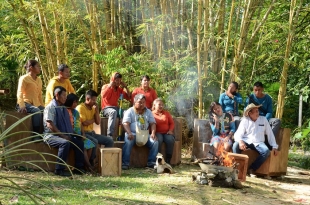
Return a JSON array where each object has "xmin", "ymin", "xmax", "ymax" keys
[
  {"xmin": 101, "ymin": 84, "xmax": 130, "ymax": 109},
  {"xmin": 152, "ymin": 110, "xmax": 175, "ymax": 134},
  {"xmin": 132, "ymin": 87, "xmax": 157, "ymax": 109}
]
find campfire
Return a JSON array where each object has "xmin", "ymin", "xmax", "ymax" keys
[{"xmin": 192, "ymin": 143, "xmax": 243, "ymax": 189}]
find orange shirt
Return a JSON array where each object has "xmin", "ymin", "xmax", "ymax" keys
[
  {"xmin": 152, "ymin": 110, "xmax": 174, "ymax": 134},
  {"xmin": 132, "ymin": 87, "xmax": 157, "ymax": 109},
  {"xmin": 17, "ymin": 73, "xmax": 44, "ymax": 108},
  {"xmin": 100, "ymin": 84, "xmax": 130, "ymax": 109}
]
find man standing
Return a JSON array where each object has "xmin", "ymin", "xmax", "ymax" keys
[
  {"xmin": 122, "ymin": 94, "xmax": 158, "ymax": 170},
  {"xmin": 77, "ymin": 90, "xmax": 114, "ymax": 165},
  {"xmin": 45, "ymin": 64, "xmax": 75, "ymax": 106},
  {"xmin": 101, "ymin": 72, "xmax": 131, "ymax": 138},
  {"xmin": 245, "ymin": 81, "xmax": 281, "ymax": 138},
  {"xmin": 43, "ymin": 86, "xmax": 84, "ymax": 176},
  {"xmin": 233, "ymin": 103, "xmax": 278, "ymax": 174}
]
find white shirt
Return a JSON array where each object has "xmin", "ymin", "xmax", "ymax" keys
[{"xmin": 234, "ymin": 116, "xmax": 278, "ymax": 149}]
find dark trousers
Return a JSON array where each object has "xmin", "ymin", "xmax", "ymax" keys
[{"xmin": 45, "ymin": 135, "xmax": 84, "ymax": 170}]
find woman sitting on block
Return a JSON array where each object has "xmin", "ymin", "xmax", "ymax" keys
[
  {"xmin": 209, "ymin": 102, "xmax": 235, "ymax": 152},
  {"xmin": 16, "ymin": 59, "xmax": 44, "ymax": 141},
  {"xmin": 152, "ymin": 98, "xmax": 175, "ymax": 164},
  {"xmin": 64, "ymin": 93, "xmax": 95, "ymax": 172}
]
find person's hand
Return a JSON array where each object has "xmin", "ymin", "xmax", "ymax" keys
[
  {"xmin": 62, "ymin": 135, "xmax": 71, "ymax": 141},
  {"xmin": 167, "ymin": 130, "xmax": 173, "ymax": 135},
  {"xmin": 150, "ymin": 133, "xmax": 157, "ymax": 141},
  {"xmin": 19, "ymin": 107, "xmax": 27, "ymax": 113},
  {"xmin": 239, "ymin": 140, "xmax": 247, "ymax": 151},
  {"xmin": 226, "ymin": 90, "xmax": 234, "ymax": 98},
  {"xmin": 93, "ymin": 103, "xmax": 98, "ymax": 110},
  {"xmin": 127, "ymin": 133, "xmax": 134, "ymax": 140},
  {"xmin": 273, "ymin": 148, "xmax": 279, "ymax": 156},
  {"xmin": 109, "ymin": 81, "xmax": 116, "ymax": 88},
  {"xmin": 212, "ymin": 113, "xmax": 219, "ymax": 122},
  {"xmin": 120, "ymin": 81, "xmax": 127, "ymax": 88},
  {"xmin": 224, "ymin": 136, "xmax": 230, "ymax": 143}
]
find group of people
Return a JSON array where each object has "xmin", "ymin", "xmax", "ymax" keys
[
  {"xmin": 209, "ymin": 81, "xmax": 281, "ymax": 174},
  {"xmin": 17, "ymin": 60, "xmax": 175, "ymax": 176}
]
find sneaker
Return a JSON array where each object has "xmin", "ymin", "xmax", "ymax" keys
[
  {"xmin": 247, "ymin": 169, "xmax": 256, "ymax": 178},
  {"xmin": 54, "ymin": 170, "xmax": 72, "ymax": 177},
  {"xmin": 122, "ymin": 165, "xmax": 129, "ymax": 170}
]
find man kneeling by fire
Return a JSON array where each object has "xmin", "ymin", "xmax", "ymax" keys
[{"xmin": 232, "ymin": 103, "xmax": 278, "ymax": 176}]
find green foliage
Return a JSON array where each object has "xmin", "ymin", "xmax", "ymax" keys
[
  {"xmin": 293, "ymin": 120, "xmax": 310, "ymax": 151},
  {"xmin": 288, "ymin": 152, "xmax": 310, "ymax": 169}
]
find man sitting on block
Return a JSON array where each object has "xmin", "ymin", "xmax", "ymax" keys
[
  {"xmin": 245, "ymin": 81, "xmax": 281, "ymax": 138},
  {"xmin": 121, "ymin": 94, "xmax": 158, "ymax": 170},
  {"xmin": 232, "ymin": 103, "xmax": 279, "ymax": 175},
  {"xmin": 43, "ymin": 86, "xmax": 84, "ymax": 176},
  {"xmin": 77, "ymin": 90, "xmax": 114, "ymax": 166}
]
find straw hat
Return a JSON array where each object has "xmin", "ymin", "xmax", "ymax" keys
[{"xmin": 244, "ymin": 103, "xmax": 261, "ymax": 117}]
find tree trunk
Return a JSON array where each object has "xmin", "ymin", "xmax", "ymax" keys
[
  {"xmin": 197, "ymin": 0, "xmax": 203, "ymax": 118},
  {"xmin": 276, "ymin": 0, "xmax": 303, "ymax": 119}
]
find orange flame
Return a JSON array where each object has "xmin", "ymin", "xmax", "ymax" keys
[{"xmin": 216, "ymin": 142, "xmax": 235, "ymax": 167}]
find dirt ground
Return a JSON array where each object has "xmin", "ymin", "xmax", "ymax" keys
[{"xmin": 238, "ymin": 166, "xmax": 310, "ymax": 205}]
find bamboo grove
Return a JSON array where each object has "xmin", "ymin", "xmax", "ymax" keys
[{"xmin": 0, "ymin": 0, "xmax": 309, "ymax": 128}]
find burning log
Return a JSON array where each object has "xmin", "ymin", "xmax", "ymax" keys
[{"xmin": 0, "ymin": 89, "xmax": 10, "ymax": 95}]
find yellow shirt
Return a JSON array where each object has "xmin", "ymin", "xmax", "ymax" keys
[
  {"xmin": 45, "ymin": 76, "xmax": 75, "ymax": 106},
  {"xmin": 17, "ymin": 73, "xmax": 44, "ymax": 108},
  {"xmin": 76, "ymin": 103, "xmax": 95, "ymax": 132}
]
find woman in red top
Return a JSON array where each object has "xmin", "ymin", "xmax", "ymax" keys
[
  {"xmin": 152, "ymin": 98, "xmax": 175, "ymax": 164},
  {"xmin": 132, "ymin": 75, "xmax": 157, "ymax": 109}
]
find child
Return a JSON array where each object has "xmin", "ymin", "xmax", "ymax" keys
[{"xmin": 64, "ymin": 93, "xmax": 95, "ymax": 172}]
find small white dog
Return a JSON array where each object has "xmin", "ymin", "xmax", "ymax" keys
[{"xmin": 155, "ymin": 153, "xmax": 174, "ymax": 174}]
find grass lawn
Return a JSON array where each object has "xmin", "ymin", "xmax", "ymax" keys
[{"xmin": 1, "ymin": 158, "xmax": 309, "ymax": 205}]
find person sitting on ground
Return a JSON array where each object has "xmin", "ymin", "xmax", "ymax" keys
[
  {"xmin": 77, "ymin": 90, "xmax": 114, "ymax": 166},
  {"xmin": 209, "ymin": 102, "xmax": 235, "ymax": 152},
  {"xmin": 43, "ymin": 86, "xmax": 85, "ymax": 176},
  {"xmin": 233, "ymin": 103, "xmax": 278, "ymax": 175},
  {"xmin": 219, "ymin": 82, "xmax": 243, "ymax": 127},
  {"xmin": 64, "ymin": 93, "xmax": 95, "ymax": 172},
  {"xmin": 16, "ymin": 60, "xmax": 44, "ymax": 141},
  {"xmin": 245, "ymin": 81, "xmax": 281, "ymax": 138},
  {"xmin": 152, "ymin": 98, "xmax": 175, "ymax": 164},
  {"xmin": 122, "ymin": 94, "xmax": 158, "ymax": 170},
  {"xmin": 131, "ymin": 75, "xmax": 158, "ymax": 109},
  {"xmin": 101, "ymin": 72, "xmax": 131, "ymax": 138},
  {"xmin": 45, "ymin": 64, "xmax": 75, "ymax": 106}
]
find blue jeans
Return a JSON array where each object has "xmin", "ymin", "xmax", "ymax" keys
[
  {"xmin": 156, "ymin": 133, "xmax": 175, "ymax": 162},
  {"xmin": 102, "ymin": 106, "xmax": 119, "ymax": 137},
  {"xmin": 232, "ymin": 141, "xmax": 270, "ymax": 171},
  {"xmin": 17, "ymin": 102, "xmax": 44, "ymax": 129},
  {"xmin": 45, "ymin": 135, "xmax": 84, "ymax": 170},
  {"xmin": 122, "ymin": 133, "xmax": 158, "ymax": 166}
]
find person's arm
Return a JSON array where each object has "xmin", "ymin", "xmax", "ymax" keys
[
  {"xmin": 153, "ymin": 89, "xmax": 158, "ymax": 100},
  {"xmin": 150, "ymin": 122, "xmax": 157, "ymax": 140},
  {"xmin": 17, "ymin": 76, "xmax": 26, "ymax": 112},
  {"xmin": 210, "ymin": 123, "xmax": 219, "ymax": 136},
  {"xmin": 234, "ymin": 93, "xmax": 243, "ymax": 104},
  {"xmin": 46, "ymin": 120, "xmax": 70, "ymax": 140},
  {"xmin": 166, "ymin": 112, "xmax": 175, "ymax": 134},
  {"xmin": 38, "ymin": 78, "xmax": 44, "ymax": 106},
  {"xmin": 93, "ymin": 103, "xmax": 100, "ymax": 125},
  {"xmin": 120, "ymin": 82, "xmax": 131, "ymax": 100},
  {"xmin": 68, "ymin": 81, "xmax": 76, "ymax": 94},
  {"xmin": 45, "ymin": 80, "xmax": 53, "ymax": 106},
  {"xmin": 77, "ymin": 105, "xmax": 94, "ymax": 126},
  {"xmin": 265, "ymin": 95, "xmax": 273, "ymax": 120},
  {"xmin": 233, "ymin": 118, "xmax": 246, "ymax": 142},
  {"xmin": 101, "ymin": 84, "xmax": 114, "ymax": 98},
  {"xmin": 218, "ymin": 93, "xmax": 224, "ymax": 106}
]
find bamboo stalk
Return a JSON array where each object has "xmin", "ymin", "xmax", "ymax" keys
[
  {"xmin": 197, "ymin": 0, "xmax": 203, "ymax": 118},
  {"xmin": 276, "ymin": 0, "xmax": 303, "ymax": 119},
  {"xmin": 203, "ymin": 0, "xmax": 209, "ymax": 77},
  {"xmin": 220, "ymin": 0, "xmax": 235, "ymax": 94}
]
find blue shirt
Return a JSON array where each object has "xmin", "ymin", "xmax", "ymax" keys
[
  {"xmin": 245, "ymin": 94, "xmax": 273, "ymax": 120},
  {"xmin": 219, "ymin": 92, "xmax": 243, "ymax": 116}
]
